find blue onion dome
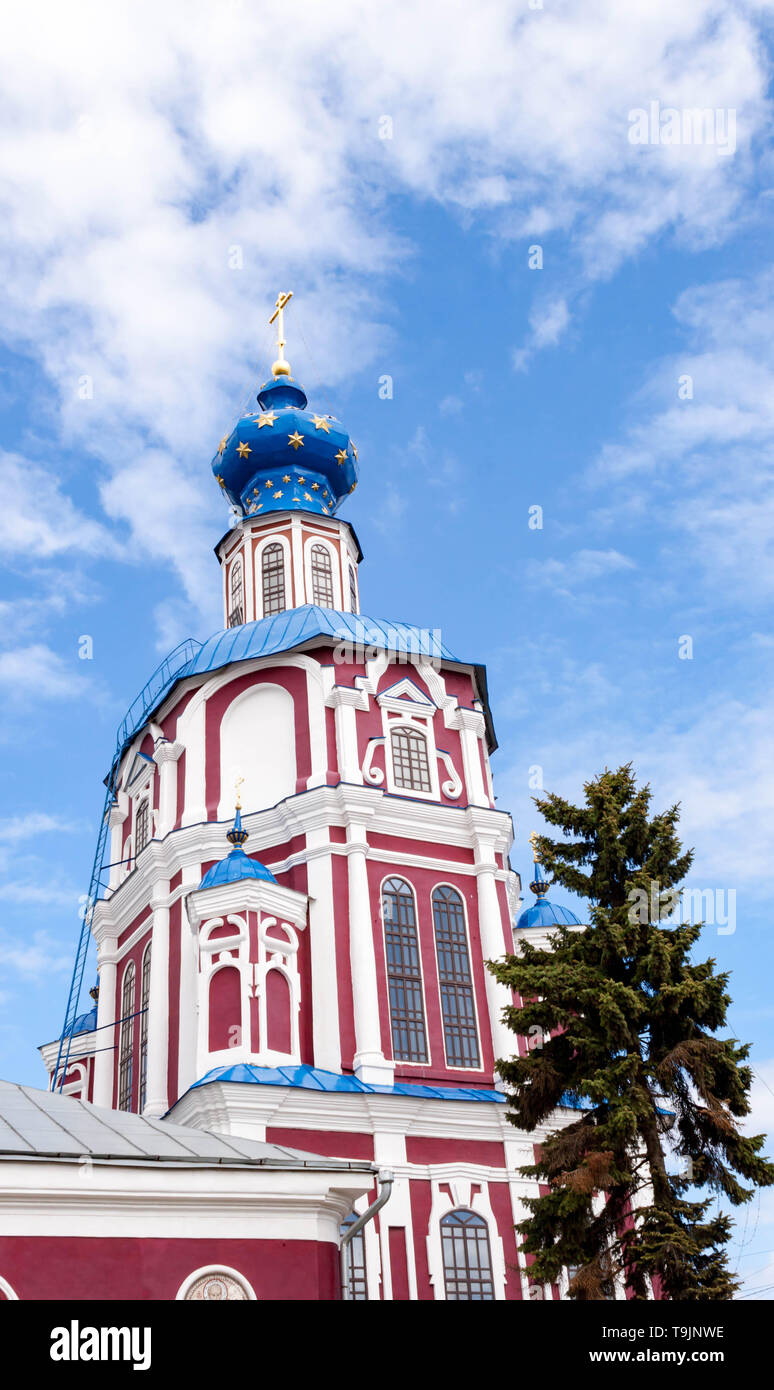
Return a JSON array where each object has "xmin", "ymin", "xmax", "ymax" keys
[
  {"xmin": 212, "ymin": 366, "xmax": 359, "ymax": 520},
  {"xmin": 516, "ymin": 855, "xmax": 581, "ymax": 930},
  {"xmin": 199, "ymin": 807, "xmax": 278, "ymax": 890}
]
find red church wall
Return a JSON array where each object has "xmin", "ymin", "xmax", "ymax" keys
[
  {"xmin": 208, "ymin": 966, "xmax": 241, "ymax": 1052},
  {"xmin": 0, "ymin": 1235, "xmax": 340, "ymax": 1301},
  {"xmin": 388, "ymin": 1226, "xmax": 411, "ymax": 1300},
  {"xmin": 266, "ymin": 970, "xmax": 292, "ymax": 1054},
  {"xmin": 405, "ymin": 1136, "xmax": 506, "ymax": 1167},
  {"xmin": 265, "ymin": 1128, "xmax": 374, "ymax": 1160}
]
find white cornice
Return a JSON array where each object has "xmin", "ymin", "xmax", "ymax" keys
[{"xmin": 93, "ymin": 784, "xmax": 515, "ymax": 938}]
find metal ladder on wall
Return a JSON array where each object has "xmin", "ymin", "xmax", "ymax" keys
[{"xmin": 52, "ymin": 637, "xmax": 202, "ymax": 1093}]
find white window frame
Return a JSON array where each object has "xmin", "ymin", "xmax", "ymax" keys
[
  {"xmin": 379, "ymin": 874, "xmax": 432, "ymax": 1068},
  {"xmin": 430, "ymin": 882, "xmax": 483, "ymax": 1072},
  {"xmin": 255, "ymin": 533, "xmax": 292, "ymax": 619},
  {"xmin": 303, "ymin": 535, "xmax": 342, "ymax": 609}
]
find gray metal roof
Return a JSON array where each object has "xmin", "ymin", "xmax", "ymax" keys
[{"xmin": 0, "ymin": 1081, "xmax": 373, "ymax": 1171}]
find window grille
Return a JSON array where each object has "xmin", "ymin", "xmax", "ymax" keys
[
  {"xmin": 229, "ymin": 558, "xmax": 244, "ymax": 627},
  {"xmin": 118, "ymin": 961, "xmax": 136, "ymax": 1112},
  {"xmin": 341, "ymin": 1215, "xmax": 368, "ymax": 1300},
  {"xmin": 382, "ymin": 877, "xmax": 428, "ymax": 1062},
  {"xmin": 262, "ymin": 543, "xmax": 286, "ymax": 616},
  {"xmin": 139, "ymin": 944, "xmax": 151, "ymax": 1112},
  {"xmin": 391, "ymin": 726, "xmax": 432, "ymax": 793},
  {"xmin": 310, "ymin": 543, "xmax": 334, "ymax": 607}
]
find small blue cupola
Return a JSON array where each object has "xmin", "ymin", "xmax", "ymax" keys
[
  {"xmin": 198, "ymin": 806, "xmax": 278, "ymax": 890},
  {"xmin": 516, "ymin": 844, "xmax": 582, "ymax": 930}
]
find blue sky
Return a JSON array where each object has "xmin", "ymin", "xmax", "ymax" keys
[{"xmin": 0, "ymin": 0, "xmax": 773, "ymax": 1295}]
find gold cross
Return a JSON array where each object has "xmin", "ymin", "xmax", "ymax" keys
[
  {"xmin": 528, "ymin": 830, "xmax": 540, "ymax": 863},
  {"xmin": 269, "ymin": 291, "xmax": 293, "ymax": 378},
  {"xmin": 235, "ymin": 775, "xmax": 245, "ymax": 810}
]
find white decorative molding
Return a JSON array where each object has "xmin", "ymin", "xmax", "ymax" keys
[
  {"xmin": 436, "ymin": 749, "xmax": 463, "ymax": 799},
  {"xmin": 362, "ymin": 736, "xmax": 385, "ymax": 785}
]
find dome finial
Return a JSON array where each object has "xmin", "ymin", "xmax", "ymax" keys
[
  {"xmin": 269, "ymin": 290, "xmax": 293, "ymax": 378},
  {"xmin": 528, "ymin": 831, "xmax": 550, "ymax": 898},
  {"xmin": 226, "ymin": 776, "xmax": 249, "ymax": 848}
]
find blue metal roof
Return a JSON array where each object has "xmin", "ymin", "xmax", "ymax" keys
[
  {"xmin": 188, "ymin": 1063, "xmax": 589, "ymax": 1110},
  {"xmin": 191, "ymin": 1063, "xmax": 507, "ymax": 1102},
  {"xmin": 199, "ymin": 845, "xmax": 277, "ymax": 890},
  {"xmin": 516, "ymin": 899, "xmax": 582, "ymax": 929},
  {"xmin": 187, "ymin": 606, "xmax": 461, "ymax": 676},
  {"xmin": 71, "ymin": 1005, "xmax": 98, "ymax": 1035},
  {"xmin": 110, "ymin": 606, "xmax": 496, "ymax": 773}
]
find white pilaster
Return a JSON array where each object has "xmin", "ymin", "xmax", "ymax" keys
[
  {"xmin": 305, "ymin": 828, "xmax": 342, "ymax": 1072},
  {"xmin": 144, "ymin": 883, "xmax": 170, "ymax": 1117},
  {"xmin": 347, "ymin": 829, "xmax": 393, "ymax": 1085},
  {"xmin": 152, "ymin": 740, "xmax": 183, "ymax": 838},
  {"xmin": 475, "ymin": 853, "xmax": 517, "ymax": 1073}
]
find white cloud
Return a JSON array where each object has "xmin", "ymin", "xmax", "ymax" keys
[
  {"xmin": 527, "ymin": 547, "xmax": 636, "ymax": 597},
  {"xmin": 0, "ymin": 451, "xmax": 114, "ymax": 559},
  {"xmin": 0, "ymin": 928, "xmax": 73, "ymax": 976},
  {"xmin": 0, "ymin": 1, "xmax": 769, "ymax": 634},
  {"xmin": 0, "ymin": 644, "xmax": 88, "ymax": 700},
  {"xmin": 589, "ymin": 267, "xmax": 774, "ymax": 601},
  {"xmin": 0, "ymin": 814, "xmax": 76, "ymax": 844}
]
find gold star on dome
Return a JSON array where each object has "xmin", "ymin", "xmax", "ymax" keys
[
  {"xmin": 257, "ymin": 411, "xmax": 276, "ymax": 428},
  {"xmin": 335, "ymin": 449, "xmax": 347, "ymax": 466},
  {"xmin": 216, "ymin": 474, "xmax": 226, "ymax": 489},
  {"xmin": 297, "ymin": 475, "xmax": 306, "ymax": 483},
  {"xmin": 237, "ymin": 441, "xmax": 251, "ymax": 458},
  {"xmin": 304, "ymin": 491, "xmax": 313, "ymax": 501},
  {"xmin": 282, "ymin": 474, "xmax": 291, "ymax": 483},
  {"xmin": 349, "ymin": 482, "xmax": 356, "ymax": 492},
  {"xmin": 264, "ymin": 479, "xmax": 273, "ymax": 488},
  {"xmin": 322, "ymin": 506, "xmax": 329, "ymax": 514},
  {"xmin": 288, "ymin": 431, "xmax": 304, "ymax": 450},
  {"xmin": 273, "ymin": 490, "xmax": 283, "ymax": 499},
  {"xmin": 311, "ymin": 414, "xmax": 331, "ymax": 433},
  {"xmin": 217, "ymin": 436, "xmax": 228, "ymax": 455},
  {"xmin": 352, "ymin": 443, "xmax": 358, "ymax": 461},
  {"xmin": 311, "ymin": 482, "xmax": 320, "ymax": 490}
]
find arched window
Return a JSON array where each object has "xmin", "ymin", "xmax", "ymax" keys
[
  {"xmin": 229, "ymin": 557, "xmax": 244, "ymax": 627},
  {"xmin": 118, "ymin": 960, "xmax": 136, "ymax": 1111},
  {"xmin": 382, "ymin": 877, "xmax": 427, "ymax": 1063},
  {"xmin": 341, "ymin": 1214, "xmax": 368, "ymax": 1300},
  {"xmin": 441, "ymin": 1210, "xmax": 495, "ymax": 1300},
  {"xmin": 390, "ymin": 725, "xmax": 432, "ymax": 793},
  {"xmin": 310, "ymin": 543, "xmax": 334, "ymax": 607},
  {"xmin": 432, "ymin": 887, "xmax": 480, "ymax": 1068},
  {"xmin": 262, "ymin": 543, "xmax": 286, "ymax": 616},
  {"xmin": 139, "ymin": 943, "xmax": 151, "ymax": 1112},
  {"xmin": 135, "ymin": 799, "xmax": 150, "ymax": 857},
  {"xmin": 348, "ymin": 562, "xmax": 358, "ymax": 613}
]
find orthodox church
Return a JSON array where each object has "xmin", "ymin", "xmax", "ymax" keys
[{"xmin": 0, "ymin": 295, "xmax": 583, "ymax": 1302}]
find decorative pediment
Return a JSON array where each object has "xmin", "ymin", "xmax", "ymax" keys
[
  {"xmin": 376, "ymin": 677, "xmax": 436, "ymax": 717},
  {"xmin": 123, "ymin": 752, "xmax": 155, "ymax": 795}
]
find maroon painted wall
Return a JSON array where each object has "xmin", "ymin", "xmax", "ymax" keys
[{"xmin": 0, "ymin": 1236, "xmax": 340, "ymax": 1301}]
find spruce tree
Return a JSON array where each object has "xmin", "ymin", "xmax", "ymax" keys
[{"xmin": 489, "ymin": 765, "xmax": 774, "ymax": 1300}]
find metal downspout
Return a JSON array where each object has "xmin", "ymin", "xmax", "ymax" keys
[{"xmin": 340, "ymin": 1168, "xmax": 394, "ymax": 1301}]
